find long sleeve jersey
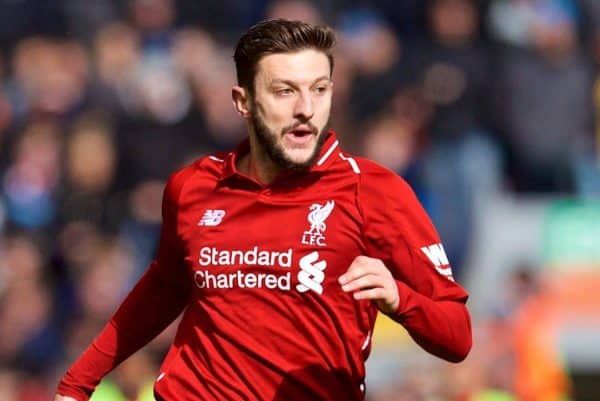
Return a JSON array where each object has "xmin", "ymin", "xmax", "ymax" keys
[{"xmin": 58, "ymin": 131, "xmax": 471, "ymax": 401}]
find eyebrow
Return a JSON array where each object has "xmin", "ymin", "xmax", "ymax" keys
[{"xmin": 269, "ymin": 76, "xmax": 331, "ymax": 88}]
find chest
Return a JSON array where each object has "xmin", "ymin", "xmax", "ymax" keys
[{"xmin": 177, "ymin": 186, "xmax": 364, "ymax": 299}]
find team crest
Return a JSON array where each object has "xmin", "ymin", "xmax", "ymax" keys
[{"xmin": 301, "ymin": 201, "xmax": 335, "ymax": 246}]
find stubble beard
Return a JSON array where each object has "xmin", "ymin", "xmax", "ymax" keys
[{"xmin": 250, "ymin": 100, "xmax": 329, "ymax": 173}]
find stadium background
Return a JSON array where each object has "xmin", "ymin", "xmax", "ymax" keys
[{"xmin": 0, "ymin": 0, "xmax": 599, "ymax": 400}]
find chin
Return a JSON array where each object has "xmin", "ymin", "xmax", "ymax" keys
[{"xmin": 283, "ymin": 149, "xmax": 315, "ymax": 165}]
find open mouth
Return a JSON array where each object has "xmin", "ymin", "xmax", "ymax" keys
[
  {"xmin": 284, "ymin": 125, "xmax": 316, "ymax": 145},
  {"xmin": 286, "ymin": 129, "xmax": 314, "ymax": 146},
  {"xmin": 289, "ymin": 129, "xmax": 313, "ymax": 138}
]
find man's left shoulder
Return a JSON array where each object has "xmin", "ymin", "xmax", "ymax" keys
[{"xmin": 345, "ymin": 156, "xmax": 411, "ymax": 191}]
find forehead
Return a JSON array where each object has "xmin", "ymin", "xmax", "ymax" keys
[{"xmin": 255, "ymin": 49, "xmax": 331, "ymax": 84}]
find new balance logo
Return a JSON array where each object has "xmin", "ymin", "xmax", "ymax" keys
[
  {"xmin": 296, "ymin": 251, "xmax": 327, "ymax": 294},
  {"xmin": 198, "ymin": 210, "xmax": 226, "ymax": 226},
  {"xmin": 420, "ymin": 243, "xmax": 454, "ymax": 281}
]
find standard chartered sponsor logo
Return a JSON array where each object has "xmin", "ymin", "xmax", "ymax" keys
[
  {"xmin": 195, "ymin": 247, "xmax": 327, "ymax": 294},
  {"xmin": 296, "ymin": 251, "xmax": 327, "ymax": 295}
]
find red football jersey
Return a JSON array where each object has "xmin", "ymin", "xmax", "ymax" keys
[{"xmin": 58, "ymin": 131, "xmax": 471, "ymax": 401}]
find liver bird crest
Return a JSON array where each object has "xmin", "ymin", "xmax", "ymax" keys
[{"xmin": 307, "ymin": 201, "xmax": 335, "ymax": 235}]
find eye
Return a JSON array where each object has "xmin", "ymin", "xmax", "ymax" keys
[
  {"xmin": 313, "ymin": 85, "xmax": 329, "ymax": 94},
  {"xmin": 276, "ymin": 88, "xmax": 294, "ymax": 96}
]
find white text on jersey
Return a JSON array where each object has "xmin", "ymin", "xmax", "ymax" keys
[
  {"xmin": 420, "ymin": 243, "xmax": 454, "ymax": 281},
  {"xmin": 194, "ymin": 270, "xmax": 291, "ymax": 290},
  {"xmin": 199, "ymin": 246, "xmax": 292, "ymax": 267}
]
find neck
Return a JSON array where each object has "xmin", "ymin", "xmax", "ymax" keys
[{"xmin": 237, "ymin": 134, "xmax": 281, "ymax": 185}]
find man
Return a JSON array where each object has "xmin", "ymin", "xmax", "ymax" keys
[{"xmin": 55, "ymin": 19, "xmax": 472, "ymax": 401}]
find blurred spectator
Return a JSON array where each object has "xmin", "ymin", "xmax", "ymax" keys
[
  {"xmin": 512, "ymin": 273, "xmax": 573, "ymax": 401},
  {"xmin": 106, "ymin": 3, "xmax": 225, "ymax": 192},
  {"xmin": 129, "ymin": 0, "xmax": 175, "ymax": 39},
  {"xmin": 490, "ymin": 0, "xmax": 595, "ymax": 193},
  {"xmin": 59, "ymin": 111, "xmax": 122, "ymax": 233},
  {"xmin": 412, "ymin": 0, "xmax": 502, "ymax": 277},
  {"xmin": 187, "ymin": 45, "xmax": 246, "ymax": 148},
  {"xmin": 362, "ymin": 112, "xmax": 429, "ymax": 208},
  {"xmin": 72, "ymin": 239, "xmax": 133, "ymax": 323},
  {"xmin": 92, "ymin": 22, "xmax": 141, "ymax": 113},
  {"xmin": 171, "ymin": 28, "xmax": 245, "ymax": 148},
  {"xmin": 117, "ymin": 180, "xmax": 164, "ymax": 280},
  {"xmin": 0, "ymin": 234, "xmax": 63, "ymax": 380},
  {"xmin": 2, "ymin": 120, "xmax": 62, "ymax": 232},
  {"xmin": 11, "ymin": 37, "xmax": 91, "ymax": 119},
  {"xmin": 52, "ymin": 222, "xmax": 105, "ymax": 327},
  {"xmin": 337, "ymin": 8, "xmax": 408, "ymax": 125}
]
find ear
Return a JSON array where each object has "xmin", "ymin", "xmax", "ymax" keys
[{"xmin": 232, "ymin": 85, "xmax": 251, "ymax": 119}]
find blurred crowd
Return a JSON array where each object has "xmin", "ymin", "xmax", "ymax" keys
[{"xmin": 0, "ymin": 0, "xmax": 599, "ymax": 400}]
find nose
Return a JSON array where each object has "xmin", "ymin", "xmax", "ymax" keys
[{"xmin": 293, "ymin": 90, "xmax": 314, "ymax": 121}]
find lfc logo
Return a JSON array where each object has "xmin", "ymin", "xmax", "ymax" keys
[{"xmin": 301, "ymin": 201, "xmax": 335, "ymax": 246}]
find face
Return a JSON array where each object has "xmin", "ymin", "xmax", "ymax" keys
[
  {"xmin": 248, "ymin": 49, "xmax": 333, "ymax": 171},
  {"xmin": 430, "ymin": 0, "xmax": 478, "ymax": 44}
]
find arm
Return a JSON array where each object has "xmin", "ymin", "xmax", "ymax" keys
[
  {"xmin": 339, "ymin": 256, "xmax": 471, "ymax": 362},
  {"xmin": 346, "ymin": 163, "xmax": 471, "ymax": 362},
  {"xmin": 391, "ymin": 280, "xmax": 471, "ymax": 362},
  {"xmin": 56, "ymin": 170, "xmax": 194, "ymax": 400}
]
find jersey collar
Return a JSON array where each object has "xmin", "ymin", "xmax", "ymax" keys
[{"xmin": 220, "ymin": 130, "xmax": 340, "ymax": 182}]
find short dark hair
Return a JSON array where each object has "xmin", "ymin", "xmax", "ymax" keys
[{"xmin": 233, "ymin": 19, "xmax": 336, "ymax": 93}]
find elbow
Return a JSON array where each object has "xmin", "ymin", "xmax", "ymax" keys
[
  {"xmin": 444, "ymin": 325, "xmax": 473, "ymax": 363},
  {"xmin": 447, "ymin": 303, "xmax": 473, "ymax": 363},
  {"xmin": 415, "ymin": 328, "xmax": 473, "ymax": 363},
  {"xmin": 445, "ymin": 338, "xmax": 472, "ymax": 363}
]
